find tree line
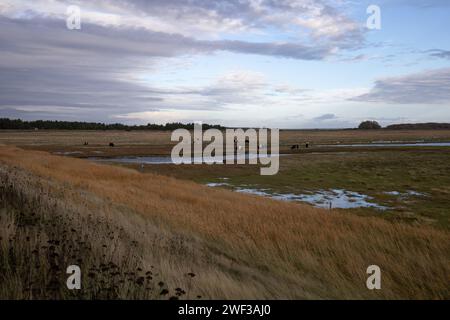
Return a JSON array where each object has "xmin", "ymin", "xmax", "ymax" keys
[
  {"xmin": 2, "ymin": 118, "xmax": 449, "ymax": 131},
  {"xmin": 0, "ymin": 118, "xmax": 225, "ymax": 131},
  {"xmin": 385, "ymin": 123, "xmax": 450, "ymax": 130},
  {"xmin": 358, "ymin": 120, "xmax": 450, "ymax": 130}
]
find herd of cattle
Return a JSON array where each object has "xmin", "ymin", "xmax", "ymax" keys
[{"xmin": 82, "ymin": 141, "xmax": 308, "ymax": 149}]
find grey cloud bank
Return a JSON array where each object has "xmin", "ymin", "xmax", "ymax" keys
[
  {"xmin": 352, "ymin": 68, "xmax": 450, "ymax": 105},
  {"xmin": 0, "ymin": 13, "xmax": 333, "ymax": 122},
  {"xmin": 0, "ymin": 0, "xmax": 449, "ymax": 126}
]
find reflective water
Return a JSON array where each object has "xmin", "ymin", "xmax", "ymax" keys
[
  {"xmin": 206, "ymin": 183, "xmax": 388, "ymax": 210},
  {"xmin": 90, "ymin": 153, "xmax": 280, "ymax": 165},
  {"xmin": 324, "ymin": 142, "xmax": 450, "ymax": 147},
  {"xmin": 384, "ymin": 190, "xmax": 426, "ymax": 197}
]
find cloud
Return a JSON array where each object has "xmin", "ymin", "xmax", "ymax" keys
[
  {"xmin": 113, "ymin": 70, "xmax": 305, "ymax": 121},
  {"xmin": 313, "ymin": 113, "xmax": 338, "ymax": 121},
  {"xmin": 0, "ymin": 14, "xmax": 332, "ymax": 122},
  {"xmin": 0, "ymin": 0, "xmax": 369, "ymax": 123},
  {"xmin": 0, "ymin": 0, "xmax": 365, "ymax": 45},
  {"xmin": 351, "ymin": 68, "xmax": 450, "ymax": 104},
  {"xmin": 428, "ymin": 49, "xmax": 450, "ymax": 60}
]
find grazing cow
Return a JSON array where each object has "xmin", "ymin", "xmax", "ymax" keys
[
  {"xmin": 291, "ymin": 144, "xmax": 300, "ymax": 150},
  {"xmin": 109, "ymin": 142, "xmax": 115, "ymax": 147}
]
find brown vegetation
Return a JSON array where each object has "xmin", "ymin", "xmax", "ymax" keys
[
  {"xmin": 0, "ymin": 145, "xmax": 449, "ymax": 299},
  {"xmin": 2, "ymin": 129, "xmax": 450, "ymax": 158},
  {"xmin": 0, "ymin": 164, "xmax": 198, "ymax": 299}
]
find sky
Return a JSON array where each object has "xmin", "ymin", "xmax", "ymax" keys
[{"xmin": 0, "ymin": 0, "xmax": 449, "ymax": 128}]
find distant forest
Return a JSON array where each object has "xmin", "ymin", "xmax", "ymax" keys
[
  {"xmin": 0, "ymin": 118, "xmax": 224, "ymax": 131},
  {"xmin": 357, "ymin": 120, "xmax": 450, "ymax": 130},
  {"xmin": 385, "ymin": 123, "xmax": 450, "ymax": 130},
  {"xmin": 1, "ymin": 118, "xmax": 450, "ymax": 131}
]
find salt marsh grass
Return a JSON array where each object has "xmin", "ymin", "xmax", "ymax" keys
[{"xmin": 0, "ymin": 145, "xmax": 449, "ymax": 299}]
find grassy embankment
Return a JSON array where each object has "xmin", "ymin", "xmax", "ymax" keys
[{"xmin": 0, "ymin": 145, "xmax": 449, "ymax": 299}]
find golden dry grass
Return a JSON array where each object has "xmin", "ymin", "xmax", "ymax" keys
[
  {"xmin": 0, "ymin": 130, "xmax": 172, "ymax": 146},
  {"xmin": 0, "ymin": 144, "xmax": 449, "ymax": 299},
  {"xmin": 0, "ymin": 165, "xmax": 203, "ymax": 299}
]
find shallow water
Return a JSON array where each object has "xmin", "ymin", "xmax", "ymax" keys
[
  {"xmin": 206, "ymin": 184, "xmax": 388, "ymax": 210},
  {"xmin": 90, "ymin": 153, "xmax": 280, "ymax": 165},
  {"xmin": 206, "ymin": 182, "xmax": 230, "ymax": 187},
  {"xmin": 236, "ymin": 187, "xmax": 273, "ymax": 197},
  {"xmin": 323, "ymin": 142, "xmax": 450, "ymax": 147},
  {"xmin": 384, "ymin": 190, "xmax": 426, "ymax": 197},
  {"xmin": 54, "ymin": 151, "xmax": 83, "ymax": 155},
  {"xmin": 273, "ymin": 189, "xmax": 388, "ymax": 210},
  {"xmin": 92, "ymin": 156, "xmax": 174, "ymax": 164}
]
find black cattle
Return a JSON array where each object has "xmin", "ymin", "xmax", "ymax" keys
[{"xmin": 109, "ymin": 142, "xmax": 115, "ymax": 147}]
